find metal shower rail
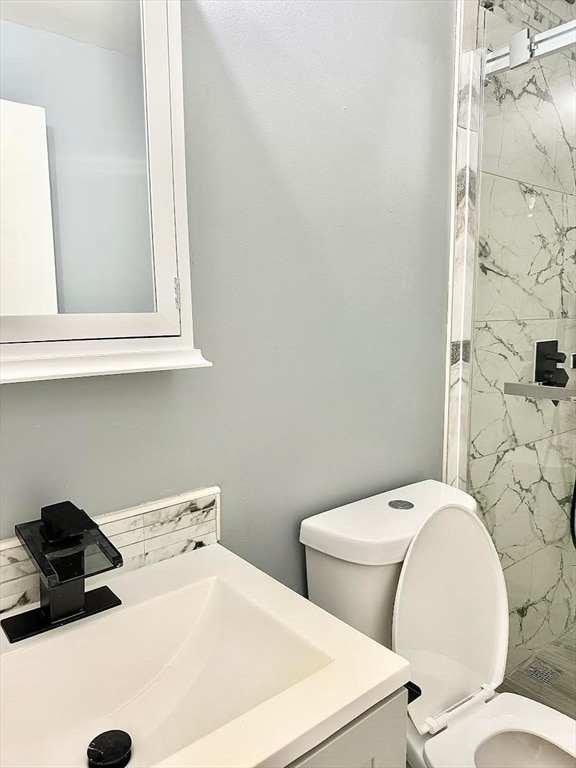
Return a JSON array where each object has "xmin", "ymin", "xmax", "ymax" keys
[{"xmin": 485, "ymin": 19, "xmax": 576, "ymax": 75}]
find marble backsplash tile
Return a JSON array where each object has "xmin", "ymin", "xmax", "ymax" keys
[{"xmin": 0, "ymin": 488, "xmax": 220, "ymax": 616}]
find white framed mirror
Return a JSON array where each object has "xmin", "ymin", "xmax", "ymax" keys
[{"xmin": 0, "ymin": 0, "xmax": 209, "ymax": 383}]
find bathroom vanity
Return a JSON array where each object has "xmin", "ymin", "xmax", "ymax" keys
[
  {"xmin": 0, "ymin": 543, "xmax": 409, "ymax": 768},
  {"xmin": 285, "ymin": 692, "xmax": 407, "ymax": 768}
]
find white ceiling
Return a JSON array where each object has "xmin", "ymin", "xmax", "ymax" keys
[{"xmin": 0, "ymin": 0, "xmax": 141, "ymax": 55}]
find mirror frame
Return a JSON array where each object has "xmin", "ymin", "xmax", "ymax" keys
[{"xmin": 0, "ymin": 0, "xmax": 210, "ymax": 383}]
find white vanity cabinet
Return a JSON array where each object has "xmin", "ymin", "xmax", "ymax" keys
[{"xmin": 286, "ymin": 689, "xmax": 407, "ymax": 768}]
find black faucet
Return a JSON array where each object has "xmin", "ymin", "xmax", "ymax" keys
[{"xmin": 1, "ymin": 502, "xmax": 123, "ymax": 643}]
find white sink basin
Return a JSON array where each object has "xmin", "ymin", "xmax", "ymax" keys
[{"xmin": 0, "ymin": 544, "xmax": 409, "ymax": 767}]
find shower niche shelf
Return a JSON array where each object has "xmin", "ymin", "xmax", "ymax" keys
[{"xmin": 503, "ymin": 382, "xmax": 576, "ymax": 403}]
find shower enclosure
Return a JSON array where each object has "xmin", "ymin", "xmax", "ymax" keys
[{"xmin": 445, "ymin": 0, "xmax": 575, "ymax": 718}]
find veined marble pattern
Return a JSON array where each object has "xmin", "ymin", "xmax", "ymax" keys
[
  {"xmin": 456, "ymin": 0, "xmax": 576, "ymax": 678},
  {"xmin": 483, "ymin": 50, "xmax": 576, "ymax": 195},
  {"xmin": 565, "ymin": 192, "xmax": 576, "ymax": 319},
  {"xmin": 453, "ymin": 128, "xmax": 480, "ymax": 343},
  {"xmin": 445, "ymin": 345, "xmax": 471, "ymax": 490},
  {"xmin": 470, "ymin": 430, "xmax": 575, "ymax": 570},
  {"xmin": 443, "ymin": 11, "xmax": 483, "ymax": 490},
  {"xmin": 477, "ymin": 174, "xmax": 575, "ymax": 322},
  {"xmin": 458, "ymin": 49, "xmax": 482, "ymax": 131},
  {"xmin": 505, "ymin": 535, "xmax": 576, "ymax": 672},
  {"xmin": 471, "ymin": 317, "xmax": 576, "ymax": 458},
  {"xmin": 444, "ymin": 126, "xmax": 478, "ymax": 487},
  {"xmin": 0, "ymin": 488, "xmax": 220, "ymax": 616}
]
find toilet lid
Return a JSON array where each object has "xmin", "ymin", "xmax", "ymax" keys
[{"xmin": 393, "ymin": 504, "xmax": 508, "ymax": 735}]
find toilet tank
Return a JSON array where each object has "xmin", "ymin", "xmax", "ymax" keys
[{"xmin": 299, "ymin": 479, "xmax": 476, "ymax": 648}]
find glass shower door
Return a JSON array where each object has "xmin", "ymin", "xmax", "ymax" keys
[{"xmin": 467, "ymin": 33, "xmax": 576, "ymax": 707}]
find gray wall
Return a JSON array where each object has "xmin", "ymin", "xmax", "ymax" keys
[
  {"xmin": 0, "ymin": 0, "xmax": 456, "ymax": 594},
  {"xmin": 0, "ymin": 20, "xmax": 154, "ymax": 314}
]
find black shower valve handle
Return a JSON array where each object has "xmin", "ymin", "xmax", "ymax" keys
[
  {"xmin": 534, "ymin": 340, "xmax": 568, "ymax": 388},
  {"xmin": 543, "ymin": 367, "xmax": 569, "ymax": 390},
  {"xmin": 546, "ymin": 351, "xmax": 566, "ymax": 364}
]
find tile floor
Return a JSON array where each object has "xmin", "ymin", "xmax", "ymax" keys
[{"xmin": 499, "ymin": 624, "xmax": 576, "ymax": 719}]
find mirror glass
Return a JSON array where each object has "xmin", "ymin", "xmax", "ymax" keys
[{"xmin": 0, "ymin": 0, "xmax": 155, "ymax": 316}]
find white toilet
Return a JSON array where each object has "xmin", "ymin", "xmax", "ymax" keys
[{"xmin": 300, "ymin": 479, "xmax": 576, "ymax": 768}]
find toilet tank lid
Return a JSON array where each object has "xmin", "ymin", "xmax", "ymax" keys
[{"xmin": 299, "ymin": 480, "xmax": 476, "ymax": 566}]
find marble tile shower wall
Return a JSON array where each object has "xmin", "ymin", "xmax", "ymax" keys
[
  {"xmin": 0, "ymin": 488, "xmax": 219, "ymax": 617},
  {"xmin": 469, "ymin": 33, "xmax": 576, "ymax": 672}
]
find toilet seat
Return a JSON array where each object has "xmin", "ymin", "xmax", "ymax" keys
[
  {"xmin": 423, "ymin": 692, "xmax": 576, "ymax": 768},
  {"xmin": 393, "ymin": 506, "xmax": 576, "ymax": 768},
  {"xmin": 392, "ymin": 504, "xmax": 509, "ymax": 736}
]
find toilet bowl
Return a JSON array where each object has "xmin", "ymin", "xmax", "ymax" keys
[
  {"xmin": 420, "ymin": 693, "xmax": 576, "ymax": 768},
  {"xmin": 300, "ymin": 480, "xmax": 576, "ymax": 768}
]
